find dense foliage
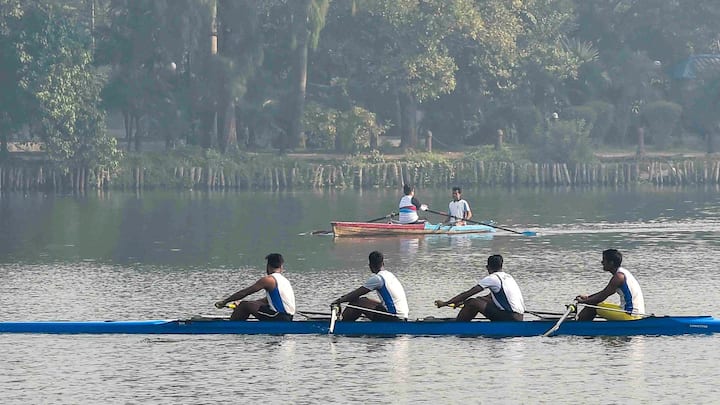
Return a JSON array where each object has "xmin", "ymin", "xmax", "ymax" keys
[{"xmin": 3, "ymin": 0, "xmax": 720, "ymax": 168}]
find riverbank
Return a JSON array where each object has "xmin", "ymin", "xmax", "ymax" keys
[{"xmin": 2, "ymin": 147, "xmax": 718, "ymax": 191}]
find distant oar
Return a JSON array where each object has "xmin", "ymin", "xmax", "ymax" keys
[
  {"xmin": 365, "ymin": 212, "xmax": 398, "ymax": 223},
  {"xmin": 425, "ymin": 208, "xmax": 537, "ymax": 236},
  {"xmin": 309, "ymin": 212, "xmax": 397, "ymax": 235}
]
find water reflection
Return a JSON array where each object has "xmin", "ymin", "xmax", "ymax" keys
[{"xmin": 4, "ymin": 188, "xmax": 720, "ymax": 402}]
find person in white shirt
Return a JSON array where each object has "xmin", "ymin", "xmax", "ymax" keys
[
  {"xmin": 331, "ymin": 251, "xmax": 409, "ymax": 321},
  {"xmin": 398, "ymin": 184, "xmax": 427, "ymax": 224},
  {"xmin": 435, "ymin": 254, "xmax": 525, "ymax": 321},
  {"xmin": 215, "ymin": 253, "xmax": 296, "ymax": 321},
  {"xmin": 447, "ymin": 186, "xmax": 472, "ymax": 225},
  {"xmin": 575, "ymin": 249, "xmax": 645, "ymax": 321}
]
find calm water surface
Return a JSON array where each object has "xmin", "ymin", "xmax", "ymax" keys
[{"xmin": 2, "ymin": 187, "xmax": 720, "ymax": 404}]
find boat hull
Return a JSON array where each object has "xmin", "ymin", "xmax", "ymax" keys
[
  {"xmin": 1, "ymin": 316, "xmax": 718, "ymax": 337},
  {"xmin": 331, "ymin": 221, "xmax": 495, "ymax": 237}
]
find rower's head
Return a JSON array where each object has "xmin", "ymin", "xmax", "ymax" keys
[
  {"xmin": 403, "ymin": 184, "xmax": 415, "ymax": 196},
  {"xmin": 265, "ymin": 253, "xmax": 284, "ymax": 274},
  {"xmin": 452, "ymin": 186, "xmax": 462, "ymax": 201},
  {"xmin": 601, "ymin": 249, "xmax": 622, "ymax": 272},
  {"xmin": 486, "ymin": 254, "xmax": 503, "ymax": 273},
  {"xmin": 369, "ymin": 250, "xmax": 384, "ymax": 273}
]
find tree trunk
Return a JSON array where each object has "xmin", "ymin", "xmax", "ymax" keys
[
  {"xmin": 134, "ymin": 114, "xmax": 142, "ymax": 152},
  {"xmin": 201, "ymin": 111, "xmax": 215, "ymax": 150},
  {"xmin": 247, "ymin": 124, "xmax": 256, "ymax": 150},
  {"xmin": 708, "ymin": 127, "xmax": 716, "ymax": 154},
  {"xmin": 393, "ymin": 89, "xmax": 403, "ymax": 139},
  {"xmin": 636, "ymin": 126, "xmax": 645, "ymax": 157},
  {"xmin": 236, "ymin": 105, "xmax": 247, "ymax": 150},
  {"xmin": 124, "ymin": 111, "xmax": 132, "ymax": 151},
  {"xmin": 88, "ymin": 0, "xmax": 95, "ymax": 52},
  {"xmin": 287, "ymin": 0, "xmax": 312, "ymax": 151},
  {"xmin": 400, "ymin": 91, "xmax": 418, "ymax": 149},
  {"xmin": 222, "ymin": 99, "xmax": 237, "ymax": 153},
  {"xmin": 203, "ymin": 0, "xmax": 219, "ymax": 150}
]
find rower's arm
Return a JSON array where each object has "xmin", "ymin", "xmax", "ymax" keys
[
  {"xmin": 332, "ymin": 286, "xmax": 371, "ymax": 305},
  {"xmin": 580, "ymin": 273, "xmax": 624, "ymax": 305},
  {"xmin": 436, "ymin": 285, "xmax": 484, "ymax": 307},
  {"xmin": 218, "ymin": 276, "xmax": 275, "ymax": 306},
  {"xmin": 464, "ymin": 206, "xmax": 472, "ymax": 220}
]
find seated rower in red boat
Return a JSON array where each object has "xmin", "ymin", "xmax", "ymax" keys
[{"xmin": 397, "ymin": 184, "xmax": 428, "ymax": 224}]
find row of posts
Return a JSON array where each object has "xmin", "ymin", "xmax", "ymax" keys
[{"xmin": 3, "ymin": 160, "xmax": 720, "ymax": 191}]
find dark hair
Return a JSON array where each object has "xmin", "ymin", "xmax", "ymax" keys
[
  {"xmin": 452, "ymin": 186, "xmax": 462, "ymax": 193},
  {"xmin": 403, "ymin": 184, "xmax": 414, "ymax": 195},
  {"xmin": 265, "ymin": 253, "xmax": 284, "ymax": 269},
  {"xmin": 602, "ymin": 249, "xmax": 622, "ymax": 267},
  {"xmin": 487, "ymin": 254, "xmax": 503, "ymax": 270},
  {"xmin": 369, "ymin": 250, "xmax": 384, "ymax": 270}
]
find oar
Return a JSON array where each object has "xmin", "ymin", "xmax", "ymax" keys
[
  {"xmin": 329, "ymin": 304, "xmax": 340, "ymax": 334},
  {"xmin": 447, "ymin": 303, "xmax": 562, "ymax": 320},
  {"xmin": 425, "ymin": 208, "xmax": 537, "ymax": 236},
  {"xmin": 225, "ymin": 303, "xmax": 331, "ymax": 320},
  {"xmin": 365, "ymin": 212, "xmax": 398, "ymax": 223},
  {"xmin": 345, "ymin": 303, "xmax": 406, "ymax": 319},
  {"xmin": 296, "ymin": 311, "xmax": 331, "ymax": 320},
  {"xmin": 542, "ymin": 300, "xmax": 577, "ymax": 337},
  {"xmin": 297, "ymin": 310, "xmax": 331, "ymax": 316},
  {"xmin": 525, "ymin": 310, "xmax": 566, "ymax": 320}
]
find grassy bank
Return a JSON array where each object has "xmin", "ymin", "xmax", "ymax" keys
[{"xmin": 1, "ymin": 146, "xmax": 718, "ymax": 191}]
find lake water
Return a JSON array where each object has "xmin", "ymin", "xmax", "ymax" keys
[{"xmin": 2, "ymin": 186, "xmax": 720, "ymax": 404}]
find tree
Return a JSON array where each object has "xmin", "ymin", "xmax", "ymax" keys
[
  {"xmin": 286, "ymin": 0, "xmax": 330, "ymax": 151},
  {"xmin": 0, "ymin": 0, "xmax": 25, "ymax": 160},
  {"xmin": 2, "ymin": 2, "xmax": 121, "ymax": 168}
]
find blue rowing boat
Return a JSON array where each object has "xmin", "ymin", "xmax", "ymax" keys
[{"xmin": 1, "ymin": 316, "xmax": 719, "ymax": 336}]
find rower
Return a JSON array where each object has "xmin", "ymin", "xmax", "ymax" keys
[
  {"xmin": 331, "ymin": 251, "xmax": 409, "ymax": 321},
  {"xmin": 575, "ymin": 249, "xmax": 645, "ymax": 321},
  {"xmin": 398, "ymin": 184, "xmax": 427, "ymax": 224},
  {"xmin": 447, "ymin": 186, "xmax": 472, "ymax": 226},
  {"xmin": 214, "ymin": 253, "xmax": 296, "ymax": 321},
  {"xmin": 435, "ymin": 254, "xmax": 525, "ymax": 321}
]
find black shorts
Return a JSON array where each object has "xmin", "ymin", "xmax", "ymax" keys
[
  {"xmin": 256, "ymin": 305, "xmax": 293, "ymax": 321},
  {"xmin": 484, "ymin": 301, "xmax": 523, "ymax": 321}
]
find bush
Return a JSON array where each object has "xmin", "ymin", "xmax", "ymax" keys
[
  {"xmin": 463, "ymin": 145, "xmax": 524, "ymax": 163},
  {"xmin": 562, "ymin": 105, "xmax": 597, "ymax": 134},
  {"xmin": 511, "ymin": 106, "xmax": 543, "ymax": 144},
  {"xmin": 641, "ymin": 101, "xmax": 682, "ymax": 148},
  {"xmin": 585, "ymin": 101, "xmax": 615, "ymax": 144},
  {"xmin": 302, "ymin": 102, "xmax": 338, "ymax": 149},
  {"xmin": 529, "ymin": 119, "xmax": 595, "ymax": 164},
  {"xmin": 335, "ymin": 106, "xmax": 387, "ymax": 154}
]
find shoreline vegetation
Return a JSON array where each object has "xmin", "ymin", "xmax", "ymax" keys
[{"xmin": 1, "ymin": 146, "xmax": 718, "ymax": 192}]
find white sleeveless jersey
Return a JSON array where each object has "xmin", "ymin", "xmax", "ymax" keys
[
  {"xmin": 266, "ymin": 273, "xmax": 296, "ymax": 315},
  {"xmin": 478, "ymin": 271, "xmax": 525, "ymax": 314},
  {"xmin": 363, "ymin": 269, "xmax": 409, "ymax": 318},
  {"xmin": 398, "ymin": 195, "xmax": 419, "ymax": 224},
  {"xmin": 616, "ymin": 267, "xmax": 645, "ymax": 314}
]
